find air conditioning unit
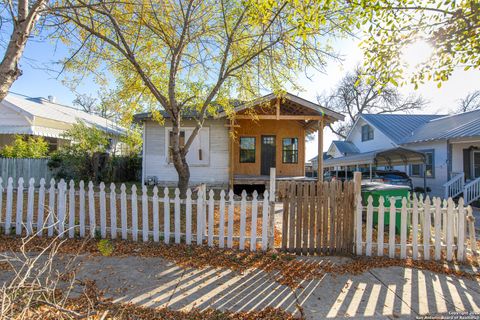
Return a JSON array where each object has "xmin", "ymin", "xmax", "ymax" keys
[{"xmin": 146, "ymin": 176, "xmax": 158, "ymax": 186}]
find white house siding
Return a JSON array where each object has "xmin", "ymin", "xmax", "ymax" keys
[
  {"xmin": 404, "ymin": 140, "xmax": 448, "ymax": 197},
  {"xmin": 348, "ymin": 118, "xmax": 397, "ymax": 152},
  {"xmin": 143, "ymin": 119, "xmax": 229, "ymax": 187}
]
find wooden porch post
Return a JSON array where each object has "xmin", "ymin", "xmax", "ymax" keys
[
  {"xmin": 229, "ymin": 119, "xmax": 235, "ymax": 189},
  {"xmin": 317, "ymin": 118, "xmax": 324, "ymax": 181}
]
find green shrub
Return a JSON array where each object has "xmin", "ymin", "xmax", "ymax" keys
[
  {"xmin": 97, "ymin": 239, "xmax": 114, "ymax": 256},
  {"xmin": 0, "ymin": 135, "xmax": 49, "ymax": 158}
]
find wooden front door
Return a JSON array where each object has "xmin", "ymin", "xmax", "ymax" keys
[{"xmin": 261, "ymin": 135, "xmax": 276, "ymax": 175}]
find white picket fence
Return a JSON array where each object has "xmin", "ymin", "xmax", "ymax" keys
[
  {"xmin": 0, "ymin": 177, "xmax": 275, "ymax": 251},
  {"xmin": 355, "ymin": 194, "xmax": 478, "ymax": 262}
]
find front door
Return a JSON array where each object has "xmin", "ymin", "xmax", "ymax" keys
[{"xmin": 261, "ymin": 135, "xmax": 276, "ymax": 175}]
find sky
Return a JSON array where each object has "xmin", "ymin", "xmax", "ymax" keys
[{"xmin": 7, "ymin": 30, "xmax": 480, "ymax": 161}]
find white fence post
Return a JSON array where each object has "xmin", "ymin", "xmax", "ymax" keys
[
  {"xmin": 250, "ymin": 190, "xmax": 258, "ymax": 251},
  {"xmin": 5, "ymin": 177, "xmax": 13, "ymax": 235},
  {"xmin": 457, "ymin": 198, "xmax": 465, "ymax": 261},
  {"xmin": 227, "ymin": 189, "xmax": 234, "ymax": 248},
  {"xmin": 423, "ymin": 196, "xmax": 431, "ymax": 260},
  {"xmin": 262, "ymin": 190, "xmax": 269, "ymax": 251},
  {"xmin": 142, "ymin": 185, "xmax": 149, "ymax": 242},
  {"xmin": 175, "ymin": 188, "xmax": 181, "ymax": 244},
  {"xmin": 196, "ymin": 188, "xmax": 203, "ymax": 245},
  {"xmin": 48, "ymin": 179, "xmax": 56, "ymax": 237},
  {"xmin": 164, "ymin": 187, "xmax": 170, "ymax": 244},
  {"xmin": 355, "ymin": 195, "xmax": 363, "ymax": 255},
  {"xmin": 15, "ymin": 177, "xmax": 24, "ymax": 236},
  {"xmin": 186, "ymin": 189, "xmax": 192, "ymax": 245},
  {"xmin": 131, "ymin": 185, "xmax": 138, "ymax": 241},
  {"xmin": 219, "ymin": 190, "xmax": 226, "ymax": 248},
  {"xmin": 400, "ymin": 197, "xmax": 407, "ymax": 259},
  {"xmin": 377, "ymin": 197, "xmax": 385, "ymax": 257},
  {"xmin": 88, "ymin": 181, "xmax": 96, "ymax": 238},
  {"xmin": 268, "ymin": 168, "xmax": 276, "ymax": 249},
  {"xmin": 110, "ymin": 183, "xmax": 117, "ymax": 240},
  {"xmin": 79, "ymin": 181, "xmax": 85, "ymax": 238},
  {"xmin": 153, "ymin": 186, "xmax": 159, "ymax": 242},
  {"xmin": 68, "ymin": 180, "xmax": 76, "ymax": 238},
  {"xmin": 412, "ymin": 194, "xmax": 419, "ymax": 260},
  {"xmin": 37, "ymin": 178, "xmax": 45, "ymax": 236},
  {"xmin": 366, "ymin": 195, "xmax": 373, "ymax": 256},
  {"xmin": 446, "ymin": 198, "xmax": 454, "ymax": 261},
  {"xmin": 208, "ymin": 189, "xmax": 214, "ymax": 247},
  {"xmin": 99, "ymin": 182, "xmax": 106, "ymax": 238},
  {"xmin": 58, "ymin": 179, "xmax": 68, "ymax": 237},
  {"xmin": 434, "ymin": 197, "xmax": 442, "ymax": 260},
  {"xmin": 388, "ymin": 197, "xmax": 396, "ymax": 259},
  {"xmin": 239, "ymin": 190, "xmax": 247, "ymax": 250},
  {"xmin": 120, "ymin": 184, "xmax": 127, "ymax": 240},
  {"xmin": 26, "ymin": 178, "xmax": 35, "ymax": 236}
]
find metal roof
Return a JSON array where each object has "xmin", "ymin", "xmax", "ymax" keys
[
  {"xmin": 332, "ymin": 140, "xmax": 359, "ymax": 154},
  {"xmin": 323, "ymin": 147, "xmax": 425, "ymax": 167},
  {"xmin": 401, "ymin": 109, "xmax": 480, "ymax": 144},
  {"xmin": 361, "ymin": 114, "xmax": 444, "ymax": 144},
  {"xmin": 2, "ymin": 93, "xmax": 126, "ymax": 136},
  {"xmin": 134, "ymin": 92, "xmax": 345, "ymax": 123}
]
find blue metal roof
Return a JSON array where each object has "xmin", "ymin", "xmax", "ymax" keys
[
  {"xmin": 362, "ymin": 114, "xmax": 444, "ymax": 144},
  {"xmin": 332, "ymin": 140, "xmax": 359, "ymax": 154},
  {"xmin": 401, "ymin": 109, "xmax": 480, "ymax": 143}
]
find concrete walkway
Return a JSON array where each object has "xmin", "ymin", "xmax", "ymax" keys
[{"xmin": 2, "ymin": 254, "xmax": 479, "ymax": 319}]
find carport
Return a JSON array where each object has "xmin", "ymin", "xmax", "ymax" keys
[{"xmin": 323, "ymin": 147, "xmax": 427, "ymax": 190}]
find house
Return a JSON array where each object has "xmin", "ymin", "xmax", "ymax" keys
[
  {"xmin": 0, "ymin": 92, "xmax": 126, "ymax": 152},
  {"xmin": 134, "ymin": 93, "xmax": 344, "ymax": 188},
  {"xmin": 320, "ymin": 111, "xmax": 480, "ymax": 203}
]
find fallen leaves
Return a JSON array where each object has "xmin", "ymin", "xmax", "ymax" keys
[{"xmin": 0, "ymin": 234, "xmax": 478, "ymax": 291}]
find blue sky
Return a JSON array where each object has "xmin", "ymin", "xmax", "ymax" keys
[{"xmin": 7, "ymin": 30, "xmax": 480, "ymax": 161}]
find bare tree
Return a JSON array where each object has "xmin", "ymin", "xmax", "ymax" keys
[
  {"xmin": 456, "ymin": 90, "xmax": 480, "ymax": 113},
  {"xmin": 54, "ymin": 0, "xmax": 355, "ymax": 194},
  {"xmin": 72, "ymin": 92, "xmax": 115, "ymax": 119},
  {"xmin": 0, "ymin": 0, "xmax": 49, "ymax": 100},
  {"xmin": 318, "ymin": 66, "xmax": 427, "ymax": 138}
]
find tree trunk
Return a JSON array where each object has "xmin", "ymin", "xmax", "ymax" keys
[
  {"xmin": 170, "ymin": 123, "xmax": 190, "ymax": 196},
  {"xmin": 0, "ymin": 0, "xmax": 45, "ymax": 101}
]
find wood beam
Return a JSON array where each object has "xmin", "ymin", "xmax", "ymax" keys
[
  {"xmin": 229, "ymin": 119, "xmax": 235, "ymax": 189},
  {"xmin": 276, "ymin": 98, "xmax": 280, "ymax": 120},
  {"xmin": 234, "ymin": 115, "xmax": 325, "ymax": 120},
  {"xmin": 318, "ymin": 117, "xmax": 324, "ymax": 182}
]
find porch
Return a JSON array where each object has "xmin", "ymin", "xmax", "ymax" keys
[{"xmin": 224, "ymin": 93, "xmax": 345, "ymax": 188}]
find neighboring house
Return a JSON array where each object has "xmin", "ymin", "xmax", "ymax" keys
[
  {"xmin": 320, "ymin": 111, "xmax": 480, "ymax": 203},
  {"xmin": 134, "ymin": 93, "xmax": 344, "ymax": 188},
  {"xmin": 0, "ymin": 92, "xmax": 125, "ymax": 152}
]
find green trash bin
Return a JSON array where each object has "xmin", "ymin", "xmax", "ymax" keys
[{"xmin": 361, "ymin": 183, "xmax": 410, "ymax": 234}]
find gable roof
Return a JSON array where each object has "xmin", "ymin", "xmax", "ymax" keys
[
  {"xmin": 331, "ymin": 140, "xmax": 359, "ymax": 154},
  {"xmin": 2, "ymin": 93, "xmax": 125, "ymax": 136},
  {"xmin": 402, "ymin": 109, "xmax": 480, "ymax": 143},
  {"xmin": 134, "ymin": 92, "xmax": 345, "ymax": 123},
  {"xmin": 360, "ymin": 114, "xmax": 445, "ymax": 144}
]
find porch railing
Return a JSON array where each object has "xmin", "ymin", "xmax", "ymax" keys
[
  {"xmin": 464, "ymin": 176, "xmax": 480, "ymax": 204},
  {"xmin": 443, "ymin": 172, "xmax": 464, "ymax": 199}
]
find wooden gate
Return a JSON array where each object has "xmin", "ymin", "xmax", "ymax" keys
[{"xmin": 278, "ymin": 180, "xmax": 356, "ymax": 255}]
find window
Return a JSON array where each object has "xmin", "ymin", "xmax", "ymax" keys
[
  {"xmin": 282, "ymin": 138, "xmax": 298, "ymax": 163},
  {"xmin": 410, "ymin": 150, "xmax": 435, "ymax": 178},
  {"xmin": 473, "ymin": 151, "xmax": 480, "ymax": 178},
  {"xmin": 240, "ymin": 137, "xmax": 255, "ymax": 163},
  {"xmin": 361, "ymin": 124, "xmax": 374, "ymax": 141},
  {"xmin": 168, "ymin": 130, "xmax": 185, "ymax": 163}
]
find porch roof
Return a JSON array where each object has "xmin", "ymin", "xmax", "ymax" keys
[
  {"xmin": 0, "ymin": 125, "xmax": 64, "ymax": 138},
  {"xmin": 323, "ymin": 147, "xmax": 426, "ymax": 167}
]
